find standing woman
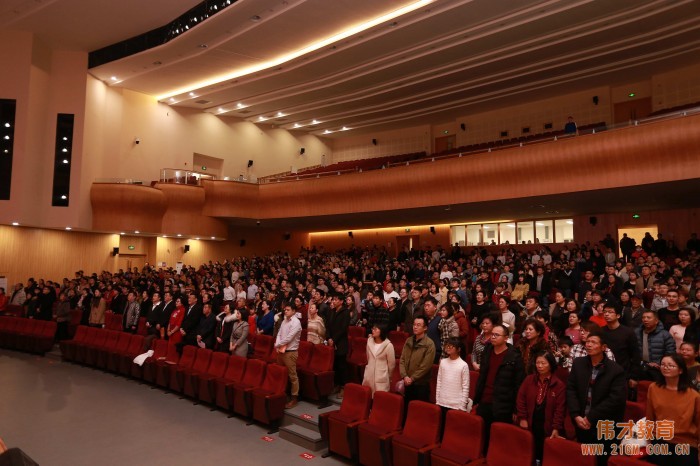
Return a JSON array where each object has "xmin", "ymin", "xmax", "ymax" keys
[
  {"xmin": 139, "ymin": 290, "xmax": 151, "ymax": 318},
  {"xmin": 646, "ymin": 353, "xmax": 700, "ymax": 466},
  {"xmin": 670, "ymin": 308, "xmax": 695, "ymax": 350},
  {"xmin": 438, "ymin": 302, "xmax": 460, "ymax": 359},
  {"xmin": 516, "ymin": 352, "xmax": 566, "ymax": 463},
  {"xmin": 166, "ymin": 296, "xmax": 186, "ymax": 344},
  {"xmin": 471, "ymin": 313, "xmax": 501, "ymax": 371},
  {"xmin": 436, "ymin": 338, "xmax": 471, "ymax": 433},
  {"xmin": 306, "ymin": 302, "xmax": 326, "ymax": 345},
  {"xmin": 362, "ymin": 325, "xmax": 395, "ymax": 395},
  {"xmin": 517, "ymin": 318, "xmax": 550, "ymax": 375},
  {"xmin": 565, "ymin": 312, "xmax": 582, "ymax": 345},
  {"xmin": 229, "ymin": 309, "xmax": 249, "ymax": 357},
  {"xmin": 256, "ymin": 300, "xmax": 275, "ymax": 336},
  {"xmin": 77, "ymin": 287, "xmax": 92, "ymax": 325},
  {"xmin": 214, "ymin": 303, "xmax": 235, "ymax": 352},
  {"xmin": 89, "ymin": 288, "xmax": 107, "ymax": 328}
]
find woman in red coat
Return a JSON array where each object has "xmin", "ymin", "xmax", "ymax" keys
[
  {"xmin": 166, "ymin": 297, "xmax": 186, "ymax": 345},
  {"xmin": 516, "ymin": 351, "xmax": 566, "ymax": 463}
]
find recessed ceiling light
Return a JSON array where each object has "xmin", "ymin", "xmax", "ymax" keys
[
  {"xmin": 250, "ymin": 15, "xmax": 261, "ymax": 22},
  {"xmin": 324, "ymin": 130, "xmax": 332, "ymax": 134},
  {"xmin": 198, "ymin": 44, "xmax": 208, "ymax": 48},
  {"xmin": 62, "ymin": 159, "xmax": 69, "ymax": 164},
  {"xmin": 211, "ymin": 236, "xmax": 216, "ymax": 239},
  {"xmin": 169, "ymin": 98, "xmax": 175, "ymax": 102},
  {"xmin": 4, "ymin": 123, "xmax": 10, "ymax": 127},
  {"xmin": 162, "ymin": 235, "xmax": 167, "ymax": 238},
  {"xmin": 120, "ymin": 232, "xmax": 125, "ymax": 235},
  {"xmin": 11, "ymin": 222, "xmax": 19, "ymax": 226},
  {"xmin": 218, "ymin": 108, "xmax": 225, "ymax": 113},
  {"xmin": 65, "ymin": 226, "xmax": 72, "ymax": 230},
  {"xmin": 110, "ymin": 76, "xmax": 117, "ymax": 81},
  {"xmin": 341, "ymin": 126, "xmax": 349, "ymax": 131},
  {"xmin": 177, "ymin": 234, "xmax": 182, "ymax": 237},
  {"xmin": 61, "ymin": 195, "xmax": 67, "ymax": 199},
  {"xmin": 237, "ymin": 103, "xmax": 245, "ymax": 108},
  {"xmin": 62, "ymin": 148, "xmax": 68, "ymax": 152},
  {"xmin": 134, "ymin": 230, "xmax": 140, "ymax": 234},
  {"xmin": 258, "ymin": 116, "xmax": 267, "ymax": 121},
  {"xmin": 311, "ymin": 120, "xmax": 319, "ymax": 125},
  {"xmin": 189, "ymin": 92, "xmax": 196, "ymax": 97},
  {"xmin": 276, "ymin": 112, "xmax": 285, "ymax": 117}
]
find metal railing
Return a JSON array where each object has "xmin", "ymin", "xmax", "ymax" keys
[{"xmin": 159, "ymin": 168, "xmax": 216, "ymax": 185}]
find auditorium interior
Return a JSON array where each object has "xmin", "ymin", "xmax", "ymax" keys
[{"xmin": 1, "ymin": 0, "xmax": 700, "ymax": 464}]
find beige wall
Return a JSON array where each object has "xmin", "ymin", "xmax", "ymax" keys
[
  {"xmin": 330, "ymin": 124, "xmax": 431, "ymax": 162},
  {"xmin": 652, "ymin": 63, "xmax": 700, "ymax": 111}
]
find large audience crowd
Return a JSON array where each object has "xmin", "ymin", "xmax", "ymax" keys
[{"xmin": 2, "ymin": 231, "xmax": 700, "ymax": 466}]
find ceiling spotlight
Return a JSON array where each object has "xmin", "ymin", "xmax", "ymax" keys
[
  {"xmin": 324, "ymin": 130, "xmax": 332, "ymax": 134},
  {"xmin": 258, "ymin": 116, "xmax": 267, "ymax": 121},
  {"xmin": 134, "ymin": 230, "xmax": 140, "ymax": 234},
  {"xmin": 293, "ymin": 123, "xmax": 301, "ymax": 128},
  {"xmin": 341, "ymin": 126, "xmax": 349, "ymax": 131},
  {"xmin": 11, "ymin": 222, "xmax": 19, "ymax": 226},
  {"xmin": 3, "ymin": 136, "xmax": 9, "ymax": 140},
  {"xmin": 177, "ymin": 234, "xmax": 182, "ymax": 237},
  {"xmin": 120, "ymin": 232, "xmax": 125, "ymax": 235},
  {"xmin": 189, "ymin": 92, "xmax": 196, "ymax": 97},
  {"xmin": 60, "ymin": 195, "xmax": 67, "ymax": 200},
  {"xmin": 218, "ymin": 108, "xmax": 225, "ymax": 113},
  {"xmin": 210, "ymin": 236, "xmax": 216, "ymax": 239},
  {"xmin": 110, "ymin": 76, "xmax": 117, "ymax": 81},
  {"xmin": 4, "ymin": 123, "xmax": 10, "ymax": 127},
  {"xmin": 276, "ymin": 112, "xmax": 284, "ymax": 117},
  {"xmin": 62, "ymin": 159, "xmax": 69, "ymax": 164},
  {"xmin": 250, "ymin": 15, "xmax": 261, "ymax": 22},
  {"xmin": 62, "ymin": 137, "xmax": 68, "ymax": 141},
  {"xmin": 198, "ymin": 44, "xmax": 208, "ymax": 48},
  {"xmin": 237, "ymin": 103, "xmax": 245, "ymax": 108},
  {"xmin": 62, "ymin": 148, "xmax": 68, "ymax": 152},
  {"xmin": 311, "ymin": 119, "xmax": 319, "ymax": 125},
  {"xmin": 65, "ymin": 226, "xmax": 72, "ymax": 230},
  {"xmin": 195, "ymin": 237, "xmax": 200, "ymax": 240}
]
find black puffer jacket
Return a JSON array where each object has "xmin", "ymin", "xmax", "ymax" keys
[{"xmin": 474, "ymin": 343, "xmax": 526, "ymax": 421}]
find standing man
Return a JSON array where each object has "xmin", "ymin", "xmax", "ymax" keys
[
  {"xmin": 567, "ymin": 330, "xmax": 627, "ymax": 465},
  {"xmin": 123, "ymin": 291, "xmax": 140, "ymax": 333},
  {"xmin": 635, "ymin": 310, "xmax": 675, "ymax": 382},
  {"xmin": 326, "ymin": 292, "xmax": 350, "ymax": 397},
  {"xmin": 159, "ymin": 291, "xmax": 175, "ymax": 339},
  {"xmin": 195, "ymin": 302, "xmax": 217, "ymax": 349},
  {"xmin": 423, "ymin": 297, "xmax": 442, "ymax": 363},
  {"xmin": 275, "ymin": 304, "xmax": 302, "ymax": 409},
  {"xmin": 399, "ymin": 316, "xmax": 436, "ymax": 409},
  {"xmin": 179, "ymin": 293, "xmax": 203, "ymax": 350},
  {"xmin": 473, "ymin": 323, "xmax": 525, "ymax": 449},
  {"xmin": 144, "ymin": 292, "xmax": 164, "ymax": 348},
  {"xmin": 602, "ymin": 303, "xmax": 640, "ymax": 396}
]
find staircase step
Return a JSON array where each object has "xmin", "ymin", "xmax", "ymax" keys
[
  {"xmin": 279, "ymin": 424, "xmax": 326, "ymax": 451},
  {"xmin": 283, "ymin": 400, "xmax": 338, "ymax": 430}
]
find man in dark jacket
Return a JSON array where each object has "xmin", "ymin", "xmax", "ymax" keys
[
  {"xmin": 196, "ymin": 302, "xmax": 217, "ymax": 349},
  {"xmin": 326, "ymin": 292, "xmax": 350, "ymax": 395},
  {"xmin": 179, "ymin": 292, "xmax": 203, "ymax": 350},
  {"xmin": 474, "ymin": 323, "xmax": 525, "ymax": 450},
  {"xmin": 567, "ymin": 330, "xmax": 626, "ymax": 465},
  {"xmin": 635, "ymin": 310, "xmax": 676, "ymax": 382}
]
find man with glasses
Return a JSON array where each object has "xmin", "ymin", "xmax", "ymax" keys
[
  {"xmin": 473, "ymin": 323, "xmax": 525, "ymax": 450},
  {"xmin": 399, "ymin": 315, "xmax": 435, "ymax": 409}
]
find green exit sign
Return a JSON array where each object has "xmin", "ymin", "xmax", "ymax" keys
[{"xmin": 128, "ymin": 245, "xmax": 135, "ymax": 250}]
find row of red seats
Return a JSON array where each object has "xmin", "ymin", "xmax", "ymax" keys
[
  {"xmin": 0, "ymin": 317, "xmax": 57, "ymax": 354},
  {"xmin": 320, "ymin": 384, "xmax": 600, "ymax": 466}
]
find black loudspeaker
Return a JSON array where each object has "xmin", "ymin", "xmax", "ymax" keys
[
  {"xmin": 247, "ymin": 160, "xmax": 253, "ymax": 167},
  {"xmin": 299, "ymin": 148, "xmax": 305, "ymax": 155},
  {"xmin": 589, "ymin": 216, "xmax": 598, "ymax": 226},
  {"xmin": 184, "ymin": 245, "xmax": 190, "ymax": 253},
  {"xmin": 283, "ymin": 233, "xmax": 291, "ymax": 240},
  {"xmin": 460, "ymin": 123, "xmax": 466, "ymax": 131},
  {"xmin": 348, "ymin": 231, "xmax": 353, "ymax": 238},
  {"xmin": 112, "ymin": 247, "xmax": 119, "ymax": 256},
  {"xmin": 593, "ymin": 95, "xmax": 599, "ymax": 105},
  {"xmin": 430, "ymin": 226, "xmax": 436, "ymax": 234},
  {"xmin": 372, "ymin": 138, "xmax": 377, "ymax": 145},
  {"xmin": 240, "ymin": 239, "xmax": 246, "ymax": 247}
]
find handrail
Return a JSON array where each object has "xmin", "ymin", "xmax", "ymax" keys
[{"xmin": 159, "ymin": 168, "xmax": 216, "ymax": 186}]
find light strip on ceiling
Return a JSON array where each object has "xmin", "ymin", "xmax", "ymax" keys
[{"xmin": 156, "ymin": 0, "xmax": 435, "ymax": 101}]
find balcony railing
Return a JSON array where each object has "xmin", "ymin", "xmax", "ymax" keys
[{"xmin": 159, "ymin": 168, "xmax": 215, "ymax": 186}]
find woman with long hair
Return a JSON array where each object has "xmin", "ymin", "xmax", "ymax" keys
[
  {"xmin": 229, "ymin": 309, "xmax": 249, "ymax": 358},
  {"xmin": 645, "ymin": 353, "xmax": 700, "ymax": 466},
  {"xmin": 214, "ymin": 303, "xmax": 235, "ymax": 352},
  {"xmin": 670, "ymin": 308, "xmax": 695, "ymax": 350},
  {"xmin": 511, "ymin": 273, "xmax": 530, "ymax": 303},
  {"xmin": 438, "ymin": 302, "xmax": 460, "ymax": 359},
  {"xmin": 362, "ymin": 325, "xmax": 395, "ymax": 395},
  {"xmin": 256, "ymin": 300, "xmax": 274, "ymax": 336},
  {"xmin": 518, "ymin": 318, "xmax": 551, "ymax": 374},
  {"xmin": 306, "ymin": 302, "xmax": 326, "ymax": 345},
  {"xmin": 565, "ymin": 312, "xmax": 582, "ymax": 345},
  {"xmin": 471, "ymin": 312, "xmax": 501, "ymax": 371},
  {"xmin": 89, "ymin": 288, "xmax": 106, "ymax": 328}
]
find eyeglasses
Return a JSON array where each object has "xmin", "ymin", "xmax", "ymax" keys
[
  {"xmin": 660, "ymin": 364, "xmax": 678, "ymax": 369},
  {"xmin": 491, "ymin": 333, "xmax": 504, "ymax": 338}
]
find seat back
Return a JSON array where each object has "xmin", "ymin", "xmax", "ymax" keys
[
  {"xmin": 206, "ymin": 352, "xmax": 229, "ymax": 377},
  {"xmin": 136, "ymin": 317, "xmax": 147, "ymax": 336},
  {"xmin": 253, "ymin": 334, "xmax": 274, "ymax": 359},
  {"xmin": 241, "ymin": 358, "xmax": 266, "ymax": 386},
  {"xmin": 309, "ymin": 343, "xmax": 334, "ymax": 372},
  {"xmin": 150, "ymin": 338, "xmax": 168, "ymax": 359},
  {"xmin": 441, "ymin": 411, "xmax": 484, "ymax": 460},
  {"xmin": 102, "ymin": 330, "xmax": 120, "ymax": 350},
  {"xmin": 163, "ymin": 342, "xmax": 180, "ymax": 363},
  {"xmin": 259, "ymin": 363, "xmax": 288, "ymax": 394},
  {"xmin": 636, "ymin": 380, "xmax": 652, "ymax": 404},
  {"xmin": 624, "ymin": 401, "xmax": 645, "ymax": 423},
  {"xmin": 69, "ymin": 309, "xmax": 82, "ymax": 326},
  {"xmin": 368, "ymin": 391, "xmax": 404, "ymax": 429},
  {"xmin": 487, "ymin": 423, "xmax": 534, "ymax": 466},
  {"xmin": 348, "ymin": 326, "xmax": 365, "ymax": 340},
  {"xmin": 125, "ymin": 334, "xmax": 144, "ymax": 354},
  {"xmin": 224, "ymin": 355, "xmax": 247, "ymax": 382},
  {"xmin": 338, "ymin": 383, "xmax": 372, "ymax": 421},
  {"xmin": 39, "ymin": 320, "xmax": 57, "ymax": 337},
  {"xmin": 114, "ymin": 332, "xmax": 131, "ymax": 353},
  {"xmin": 297, "ymin": 340, "xmax": 313, "ymax": 370},
  {"xmin": 347, "ymin": 337, "xmax": 368, "ymax": 365},
  {"xmin": 72, "ymin": 325, "xmax": 88, "ymax": 342},
  {"xmin": 388, "ymin": 331, "xmax": 409, "ymax": 355},
  {"xmin": 23, "ymin": 319, "xmax": 39, "ymax": 334},
  {"xmin": 469, "ymin": 370, "xmax": 479, "ymax": 400},
  {"xmin": 191, "ymin": 348, "xmax": 213, "ymax": 373},
  {"xmin": 91, "ymin": 329, "xmax": 108, "ymax": 348},
  {"xmin": 177, "ymin": 345, "xmax": 197, "ymax": 369},
  {"xmin": 403, "ymin": 401, "xmax": 441, "ymax": 444},
  {"xmin": 543, "ymin": 437, "xmax": 596, "ymax": 466},
  {"xmin": 82, "ymin": 327, "xmax": 100, "ymax": 345}
]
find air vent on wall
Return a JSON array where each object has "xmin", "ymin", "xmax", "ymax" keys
[{"xmin": 195, "ymin": 99, "xmax": 211, "ymax": 105}]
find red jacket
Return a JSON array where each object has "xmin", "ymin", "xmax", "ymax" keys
[{"xmin": 516, "ymin": 373, "xmax": 566, "ymax": 436}]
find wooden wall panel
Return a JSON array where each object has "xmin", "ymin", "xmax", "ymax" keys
[
  {"xmin": 0, "ymin": 226, "xmax": 119, "ymax": 285},
  {"xmin": 156, "ymin": 183, "xmax": 228, "ymax": 238},
  {"xmin": 200, "ymin": 114, "xmax": 700, "ymax": 220},
  {"xmin": 309, "ymin": 225, "xmax": 451, "ymax": 255},
  {"xmin": 91, "ymin": 183, "xmax": 166, "ymax": 233}
]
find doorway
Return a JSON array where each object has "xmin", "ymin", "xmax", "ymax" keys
[
  {"xmin": 117, "ymin": 254, "xmax": 147, "ymax": 273},
  {"xmin": 434, "ymin": 135, "xmax": 456, "ymax": 153},
  {"xmin": 614, "ymin": 97, "xmax": 652, "ymax": 124},
  {"xmin": 617, "ymin": 224, "xmax": 658, "ymax": 257},
  {"xmin": 396, "ymin": 235, "xmax": 420, "ymax": 257}
]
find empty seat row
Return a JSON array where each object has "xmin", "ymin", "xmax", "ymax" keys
[{"xmin": 0, "ymin": 317, "xmax": 57, "ymax": 354}]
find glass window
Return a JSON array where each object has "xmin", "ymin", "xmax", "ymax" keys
[
  {"xmin": 555, "ymin": 219, "xmax": 574, "ymax": 243},
  {"xmin": 500, "ymin": 223, "xmax": 516, "ymax": 245},
  {"xmin": 451, "ymin": 225, "xmax": 466, "ymax": 246},
  {"xmin": 517, "ymin": 221, "xmax": 534, "ymax": 245},
  {"xmin": 466, "ymin": 225, "xmax": 481, "ymax": 246},
  {"xmin": 483, "ymin": 223, "xmax": 498, "ymax": 245},
  {"xmin": 535, "ymin": 220, "xmax": 554, "ymax": 244}
]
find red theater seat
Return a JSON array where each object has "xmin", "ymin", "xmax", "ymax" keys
[
  {"xmin": 636, "ymin": 380, "xmax": 652, "ymax": 404},
  {"xmin": 251, "ymin": 363, "xmax": 289, "ymax": 430},
  {"xmin": 251, "ymin": 334, "xmax": 275, "ymax": 362},
  {"xmin": 357, "ymin": 391, "xmax": 404, "ymax": 466},
  {"xmin": 431, "ymin": 411, "xmax": 484, "ymax": 466},
  {"xmin": 543, "ymin": 437, "xmax": 595, "ymax": 466},
  {"xmin": 60, "ymin": 324, "xmax": 88, "ymax": 360},
  {"xmin": 624, "ymin": 401, "xmax": 646, "ymax": 423},
  {"xmin": 348, "ymin": 326, "xmax": 366, "ymax": 340},
  {"xmin": 107, "ymin": 332, "xmax": 132, "ymax": 372},
  {"xmin": 229, "ymin": 358, "xmax": 266, "ymax": 417},
  {"xmin": 214, "ymin": 355, "xmax": 247, "ymax": 410},
  {"xmin": 391, "ymin": 401, "xmax": 442, "ymax": 466},
  {"xmin": 180, "ymin": 348, "xmax": 213, "ymax": 397},
  {"xmin": 469, "ymin": 422, "xmax": 534, "ymax": 466},
  {"xmin": 608, "ymin": 456, "xmax": 647, "ymax": 466},
  {"xmin": 144, "ymin": 340, "xmax": 174, "ymax": 381},
  {"xmin": 347, "ymin": 337, "xmax": 368, "ymax": 384},
  {"xmin": 76, "ymin": 328, "xmax": 106, "ymax": 365},
  {"xmin": 388, "ymin": 331, "xmax": 409, "ymax": 355},
  {"xmin": 166, "ymin": 345, "xmax": 197, "ymax": 391},
  {"xmin": 117, "ymin": 334, "xmax": 144, "ymax": 376},
  {"xmin": 297, "ymin": 340, "xmax": 313, "ymax": 371},
  {"xmin": 94, "ymin": 330, "xmax": 120, "ymax": 368},
  {"xmin": 319, "ymin": 383, "xmax": 372, "ymax": 460},
  {"xmin": 298, "ymin": 343, "xmax": 334, "ymax": 401},
  {"xmin": 195, "ymin": 351, "xmax": 229, "ymax": 404}
]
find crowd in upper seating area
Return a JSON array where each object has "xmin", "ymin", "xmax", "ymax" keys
[{"xmin": 2, "ymin": 230, "xmax": 700, "ymax": 465}]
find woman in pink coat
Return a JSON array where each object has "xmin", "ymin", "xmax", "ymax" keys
[{"xmin": 362, "ymin": 325, "xmax": 395, "ymax": 395}]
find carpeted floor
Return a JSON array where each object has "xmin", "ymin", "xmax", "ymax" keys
[{"xmin": 0, "ymin": 349, "xmax": 348, "ymax": 466}]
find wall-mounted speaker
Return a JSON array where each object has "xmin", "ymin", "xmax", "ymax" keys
[
  {"xmin": 460, "ymin": 123, "xmax": 466, "ymax": 131},
  {"xmin": 348, "ymin": 231, "xmax": 353, "ymax": 238},
  {"xmin": 240, "ymin": 239, "xmax": 246, "ymax": 247},
  {"xmin": 112, "ymin": 247, "xmax": 119, "ymax": 256},
  {"xmin": 430, "ymin": 226, "xmax": 436, "ymax": 234},
  {"xmin": 184, "ymin": 245, "xmax": 190, "ymax": 253},
  {"xmin": 283, "ymin": 233, "xmax": 291, "ymax": 240},
  {"xmin": 299, "ymin": 148, "xmax": 305, "ymax": 155},
  {"xmin": 589, "ymin": 216, "xmax": 598, "ymax": 226},
  {"xmin": 372, "ymin": 138, "xmax": 377, "ymax": 146},
  {"xmin": 247, "ymin": 160, "xmax": 253, "ymax": 167},
  {"xmin": 592, "ymin": 95, "xmax": 599, "ymax": 105}
]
